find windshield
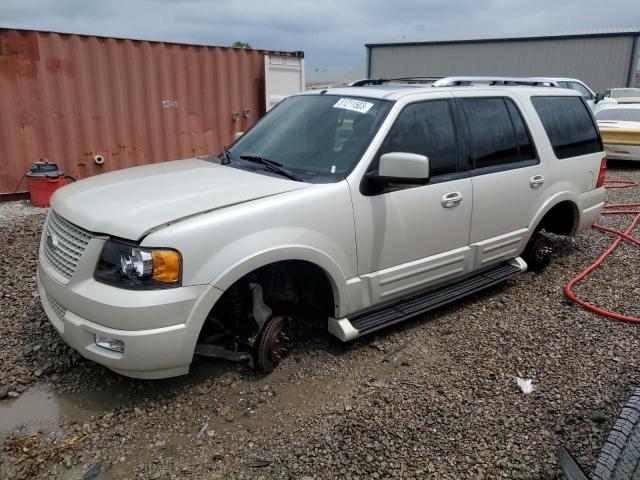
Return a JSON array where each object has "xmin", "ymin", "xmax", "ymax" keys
[
  {"xmin": 596, "ymin": 108, "xmax": 640, "ymax": 122},
  {"xmin": 228, "ymin": 94, "xmax": 391, "ymax": 183},
  {"xmin": 612, "ymin": 89, "xmax": 640, "ymax": 98}
]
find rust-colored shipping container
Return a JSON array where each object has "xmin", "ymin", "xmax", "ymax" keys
[{"xmin": 0, "ymin": 29, "xmax": 304, "ymax": 195}]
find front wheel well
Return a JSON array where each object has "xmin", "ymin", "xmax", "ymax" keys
[
  {"xmin": 243, "ymin": 260, "xmax": 337, "ymax": 318},
  {"xmin": 197, "ymin": 260, "xmax": 336, "ymax": 347},
  {"xmin": 534, "ymin": 201, "xmax": 580, "ymax": 236}
]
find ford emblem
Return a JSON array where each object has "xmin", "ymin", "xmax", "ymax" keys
[{"xmin": 46, "ymin": 232, "xmax": 59, "ymax": 251}]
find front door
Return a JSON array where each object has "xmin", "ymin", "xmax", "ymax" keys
[{"xmin": 348, "ymin": 97, "xmax": 473, "ymax": 307}]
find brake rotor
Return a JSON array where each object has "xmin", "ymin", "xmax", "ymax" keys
[{"xmin": 254, "ymin": 315, "xmax": 293, "ymax": 372}]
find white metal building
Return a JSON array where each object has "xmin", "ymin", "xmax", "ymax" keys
[{"xmin": 366, "ymin": 29, "xmax": 640, "ymax": 92}]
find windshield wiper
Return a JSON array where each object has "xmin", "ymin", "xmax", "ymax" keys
[
  {"xmin": 239, "ymin": 155, "xmax": 302, "ymax": 181},
  {"xmin": 220, "ymin": 147, "xmax": 232, "ymax": 165}
]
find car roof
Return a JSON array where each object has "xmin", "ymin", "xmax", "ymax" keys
[{"xmin": 301, "ymin": 85, "xmax": 581, "ymax": 101}]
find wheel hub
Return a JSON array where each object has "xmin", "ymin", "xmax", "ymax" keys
[
  {"xmin": 255, "ymin": 315, "xmax": 293, "ymax": 372},
  {"xmin": 535, "ymin": 244, "xmax": 552, "ymax": 262}
]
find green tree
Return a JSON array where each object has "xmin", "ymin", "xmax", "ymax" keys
[{"xmin": 232, "ymin": 41, "xmax": 252, "ymax": 49}]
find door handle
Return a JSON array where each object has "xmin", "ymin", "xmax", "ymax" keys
[
  {"xmin": 441, "ymin": 192, "xmax": 462, "ymax": 208},
  {"xmin": 530, "ymin": 174, "xmax": 545, "ymax": 188}
]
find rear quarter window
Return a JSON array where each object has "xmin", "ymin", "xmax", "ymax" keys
[{"xmin": 531, "ymin": 96, "xmax": 602, "ymax": 159}]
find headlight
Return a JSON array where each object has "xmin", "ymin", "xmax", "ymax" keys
[{"xmin": 94, "ymin": 240, "xmax": 181, "ymax": 289}]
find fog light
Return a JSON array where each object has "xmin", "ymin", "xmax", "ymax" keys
[{"xmin": 95, "ymin": 335, "xmax": 125, "ymax": 353}]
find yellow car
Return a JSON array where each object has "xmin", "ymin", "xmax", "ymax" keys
[{"xmin": 595, "ymin": 104, "xmax": 640, "ymax": 161}]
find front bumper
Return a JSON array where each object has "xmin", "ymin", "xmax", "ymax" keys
[{"xmin": 37, "ymin": 261, "xmax": 220, "ymax": 379}]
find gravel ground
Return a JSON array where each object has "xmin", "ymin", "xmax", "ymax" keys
[{"xmin": 1, "ymin": 165, "xmax": 639, "ymax": 480}]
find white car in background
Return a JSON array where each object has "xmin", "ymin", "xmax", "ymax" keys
[
  {"xmin": 603, "ymin": 88, "xmax": 640, "ymax": 104},
  {"xmin": 595, "ymin": 104, "xmax": 640, "ymax": 161},
  {"xmin": 533, "ymin": 77, "xmax": 612, "ymax": 110}
]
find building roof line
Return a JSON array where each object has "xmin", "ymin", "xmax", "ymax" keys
[{"xmin": 366, "ymin": 28, "xmax": 640, "ymax": 48}]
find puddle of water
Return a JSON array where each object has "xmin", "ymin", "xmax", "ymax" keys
[
  {"xmin": 0, "ymin": 354, "xmax": 357, "ymax": 440},
  {"xmin": 0, "ymin": 386, "xmax": 126, "ymax": 436},
  {"xmin": 0, "ymin": 362, "xmax": 230, "ymax": 438}
]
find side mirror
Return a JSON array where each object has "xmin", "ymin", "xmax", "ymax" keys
[
  {"xmin": 365, "ymin": 152, "xmax": 430, "ymax": 190},
  {"xmin": 594, "ymin": 93, "xmax": 604, "ymax": 104},
  {"xmin": 379, "ymin": 152, "xmax": 429, "ymax": 182}
]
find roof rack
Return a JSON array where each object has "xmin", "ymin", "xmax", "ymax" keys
[
  {"xmin": 432, "ymin": 76, "xmax": 559, "ymax": 87},
  {"xmin": 350, "ymin": 76, "xmax": 560, "ymax": 88},
  {"xmin": 350, "ymin": 76, "xmax": 442, "ymax": 87}
]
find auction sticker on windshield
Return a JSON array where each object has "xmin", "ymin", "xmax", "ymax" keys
[{"xmin": 333, "ymin": 98, "xmax": 374, "ymax": 114}]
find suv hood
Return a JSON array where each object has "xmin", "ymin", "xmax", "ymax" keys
[{"xmin": 51, "ymin": 158, "xmax": 308, "ymax": 240}]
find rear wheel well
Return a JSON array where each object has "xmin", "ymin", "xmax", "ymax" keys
[{"xmin": 535, "ymin": 201, "xmax": 579, "ymax": 236}]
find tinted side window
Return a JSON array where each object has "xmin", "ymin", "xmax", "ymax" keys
[
  {"xmin": 376, "ymin": 100, "xmax": 458, "ymax": 177},
  {"xmin": 458, "ymin": 98, "xmax": 522, "ymax": 168},
  {"xmin": 531, "ymin": 96, "xmax": 602, "ymax": 159},
  {"xmin": 505, "ymin": 100, "xmax": 535, "ymax": 161}
]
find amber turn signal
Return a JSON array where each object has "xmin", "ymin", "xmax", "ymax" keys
[{"xmin": 151, "ymin": 250, "xmax": 181, "ymax": 283}]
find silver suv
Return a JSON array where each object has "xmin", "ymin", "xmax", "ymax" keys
[{"xmin": 37, "ymin": 77, "xmax": 607, "ymax": 378}]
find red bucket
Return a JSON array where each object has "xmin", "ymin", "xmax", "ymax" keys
[{"xmin": 25, "ymin": 160, "xmax": 67, "ymax": 207}]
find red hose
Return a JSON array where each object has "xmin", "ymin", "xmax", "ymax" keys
[{"xmin": 564, "ymin": 179, "xmax": 640, "ymax": 323}]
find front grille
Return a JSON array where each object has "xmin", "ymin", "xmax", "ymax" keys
[
  {"xmin": 47, "ymin": 294, "xmax": 67, "ymax": 322},
  {"xmin": 42, "ymin": 211, "xmax": 93, "ymax": 280}
]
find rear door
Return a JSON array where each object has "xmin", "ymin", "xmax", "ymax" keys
[{"xmin": 454, "ymin": 94, "xmax": 547, "ymax": 270}]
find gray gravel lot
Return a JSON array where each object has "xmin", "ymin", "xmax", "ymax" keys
[{"xmin": 1, "ymin": 164, "xmax": 640, "ymax": 480}]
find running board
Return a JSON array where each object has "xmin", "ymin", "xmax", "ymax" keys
[{"xmin": 329, "ymin": 257, "xmax": 527, "ymax": 341}]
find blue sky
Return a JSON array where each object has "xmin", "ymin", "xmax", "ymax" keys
[{"xmin": 2, "ymin": 0, "xmax": 639, "ymax": 74}]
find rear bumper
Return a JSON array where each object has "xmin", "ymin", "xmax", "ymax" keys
[
  {"xmin": 577, "ymin": 188, "xmax": 606, "ymax": 233},
  {"xmin": 37, "ymin": 262, "xmax": 221, "ymax": 379}
]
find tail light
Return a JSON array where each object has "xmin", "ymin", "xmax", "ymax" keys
[{"xmin": 596, "ymin": 157, "xmax": 607, "ymax": 188}]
